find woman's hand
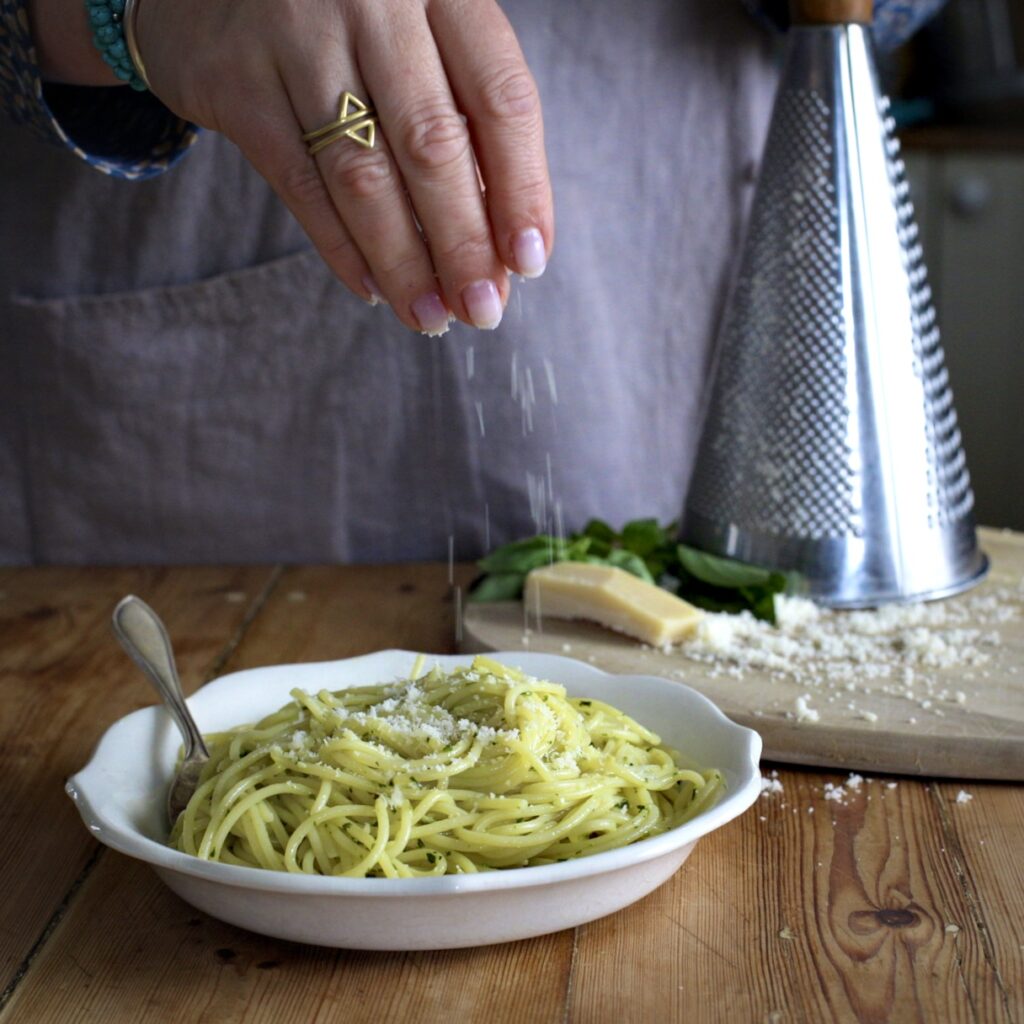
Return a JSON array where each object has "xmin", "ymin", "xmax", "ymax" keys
[{"xmin": 138, "ymin": 0, "xmax": 553, "ymax": 333}]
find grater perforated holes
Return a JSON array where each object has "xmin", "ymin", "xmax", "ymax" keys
[{"xmin": 688, "ymin": 87, "xmax": 858, "ymax": 540}]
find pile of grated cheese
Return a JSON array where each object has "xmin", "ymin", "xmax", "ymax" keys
[
  {"xmin": 666, "ymin": 579, "xmax": 1022, "ymax": 722},
  {"xmin": 338, "ymin": 679, "xmax": 520, "ymax": 750},
  {"xmin": 275, "ymin": 675, "xmax": 522, "ymax": 764}
]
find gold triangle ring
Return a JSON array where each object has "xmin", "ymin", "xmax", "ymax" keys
[{"xmin": 303, "ymin": 92, "xmax": 377, "ymax": 156}]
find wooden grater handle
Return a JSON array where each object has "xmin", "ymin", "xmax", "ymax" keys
[{"xmin": 789, "ymin": 0, "xmax": 873, "ymax": 24}]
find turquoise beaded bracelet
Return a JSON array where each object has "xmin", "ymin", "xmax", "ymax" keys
[{"xmin": 85, "ymin": 0, "xmax": 147, "ymax": 91}]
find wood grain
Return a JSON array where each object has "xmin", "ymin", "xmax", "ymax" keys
[
  {"xmin": 0, "ymin": 854, "xmax": 572, "ymax": 1024},
  {"xmin": 462, "ymin": 528, "xmax": 1024, "ymax": 780},
  {"xmin": 216, "ymin": 563, "xmax": 477, "ymax": 673},
  {"xmin": 0, "ymin": 567, "xmax": 275, "ymax": 995},
  {"xmin": 570, "ymin": 770, "xmax": 1020, "ymax": 1023},
  {"xmin": 0, "ymin": 565, "xmax": 1021, "ymax": 1024},
  {"xmin": 928, "ymin": 782, "xmax": 1024, "ymax": 1022}
]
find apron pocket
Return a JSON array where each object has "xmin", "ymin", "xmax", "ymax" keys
[{"xmin": 11, "ymin": 248, "xmax": 399, "ymax": 563}]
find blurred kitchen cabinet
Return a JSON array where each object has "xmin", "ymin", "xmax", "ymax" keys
[{"xmin": 904, "ymin": 147, "xmax": 1024, "ymax": 530}]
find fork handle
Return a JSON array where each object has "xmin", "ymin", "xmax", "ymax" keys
[{"xmin": 112, "ymin": 595, "xmax": 209, "ymax": 762}]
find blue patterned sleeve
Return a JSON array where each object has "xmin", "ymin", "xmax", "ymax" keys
[
  {"xmin": 870, "ymin": 0, "xmax": 948, "ymax": 50},
  {"xmin": 0, "ymin": 0, "xmax": 197, "ymax": 179},
  {"xmin": 743, "ymin": 0, "xmax": 949, "ymax": 50}
]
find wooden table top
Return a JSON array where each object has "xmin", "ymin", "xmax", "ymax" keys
[{"xmin": 0, "ymin": 564, "xmax": 1021, "ymax": 1024}]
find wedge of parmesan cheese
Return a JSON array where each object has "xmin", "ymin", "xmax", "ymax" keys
[{"xmin": 524, "ymin": 562, "xmax": 704, "ymax": 647}]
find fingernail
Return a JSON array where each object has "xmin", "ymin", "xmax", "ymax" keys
[
  {"xmin": 462, "ymin": 279, "xmax": 503, "ymax": 330},
  {"xmin": 412, "ymin": 292, "xmax": 452, "ymax": 336},
  {"xmin": 512, "ymin": 228, "xmax": 546, "ymax": 279},
  {"xmin": 363, "ymin": 275, "xmax": 385, "ymax": 306}
]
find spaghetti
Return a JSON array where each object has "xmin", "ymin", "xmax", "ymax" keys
[{"xmin": 169, "ymin": 656, "xmax": 722, "ymax": 877}]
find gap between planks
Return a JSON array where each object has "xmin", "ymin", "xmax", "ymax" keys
[
  {"xmin": 560, "ymin": 926, "xmax": 580, "ymax": 1024},
  {"xmin": 0, "ymin": 845, "xmax": 104, "ymax": 1013},
  {"xmin": 0, "ymin": 566, "xmax": 285, "ymax": 1019}
]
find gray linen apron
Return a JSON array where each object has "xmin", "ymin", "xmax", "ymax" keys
[{"xmin": 0, "ymin": 1, "xmax": 775, "ymax": 565}]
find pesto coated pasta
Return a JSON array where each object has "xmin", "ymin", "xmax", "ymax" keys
[{"xmin": 169, "ymin": 656, "xmax": 722, "ymax": 877}]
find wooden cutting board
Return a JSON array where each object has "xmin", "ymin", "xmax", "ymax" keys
[{"xmin": 461, "ymin": 527, "xmax": 1024, "ymax": 780}]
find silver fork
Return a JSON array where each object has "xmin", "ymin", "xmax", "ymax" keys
[{"xmin": 112, "ymin": 595, "xmax": 210, "ymax": 825}]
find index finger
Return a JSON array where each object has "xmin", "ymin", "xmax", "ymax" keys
[{"xmin": 428, "ymin": 0, "xmax": 553, "ymax": 279}]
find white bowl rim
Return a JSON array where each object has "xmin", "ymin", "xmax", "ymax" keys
[{"xmin": 67, "ymin": 649, "xmax": 763, "ymax": 897}]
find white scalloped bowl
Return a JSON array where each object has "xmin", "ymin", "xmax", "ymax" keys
[{"xmin": 67, "ymin": 650, "xmax": 761, "ymax": 950}]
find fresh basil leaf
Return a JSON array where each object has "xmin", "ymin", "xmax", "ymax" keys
[
  {"xmin": 564, "ymin": 536, "xmax": 594, "ymax": 561},
  {"xmin": 676, "ymin": 544, "xmax": 776, "ymax": 589},
  {"xmin": 467, "ymin": 572, "xmax": 526, "ymax": 602},
  {"xmin": 477, "ymin": 536, "xmax": 563, "ymax": 574},
  {"xmin": 642, "ymin": 551, "xmax": 673, "ymax": 580},
  {"xmin": 581, "ymin": 518, "xmax": 618, "ymax": 544},
  {"xmin": 606, "ymin": 548, "xmax": 656, "ymax": 584},
  {"xmin": 581, "ymin": 536, "xmax": 613, "ymax": 558},
  {"xmin": 621, "ymin": 518, "xmax": 668, "ymax": 557},
  {"xmin": 749, "ymin": 590, "xmax": 778, "ymax": 624},
  {"xmin": 686, "ymin": 592, "xmax": 751, "ymax": 616}
]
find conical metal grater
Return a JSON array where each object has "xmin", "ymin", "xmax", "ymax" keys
[{"xmin": 682, "ymin": 0, "xmax": 987, "ymax": 607}]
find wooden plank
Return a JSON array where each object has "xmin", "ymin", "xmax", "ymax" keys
[
  {"xmin": 462, "ymin": 528, "xmax": 1024, "ymax": 780},
  {"xmin": 0, "ymin": 855, "xmax": 571, "ymax": 1024},
  {"xmin": 928, "ymin": 782, "xmax": 1024, "ymax": 1021},
  {"xmin": 215, "ymin": 562, "xmax": 478, "ymax": 671},
  {"xmin": 2, "ymin": 563, "xmax": 578, "ymax": 1024},
  {"xmin": 0, "ymin": 566, "xmax": 276, "ymax": 996},
  {"xmin": 570, "ymin": 770, "xmax": 1020, "ymax": 1023}
]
